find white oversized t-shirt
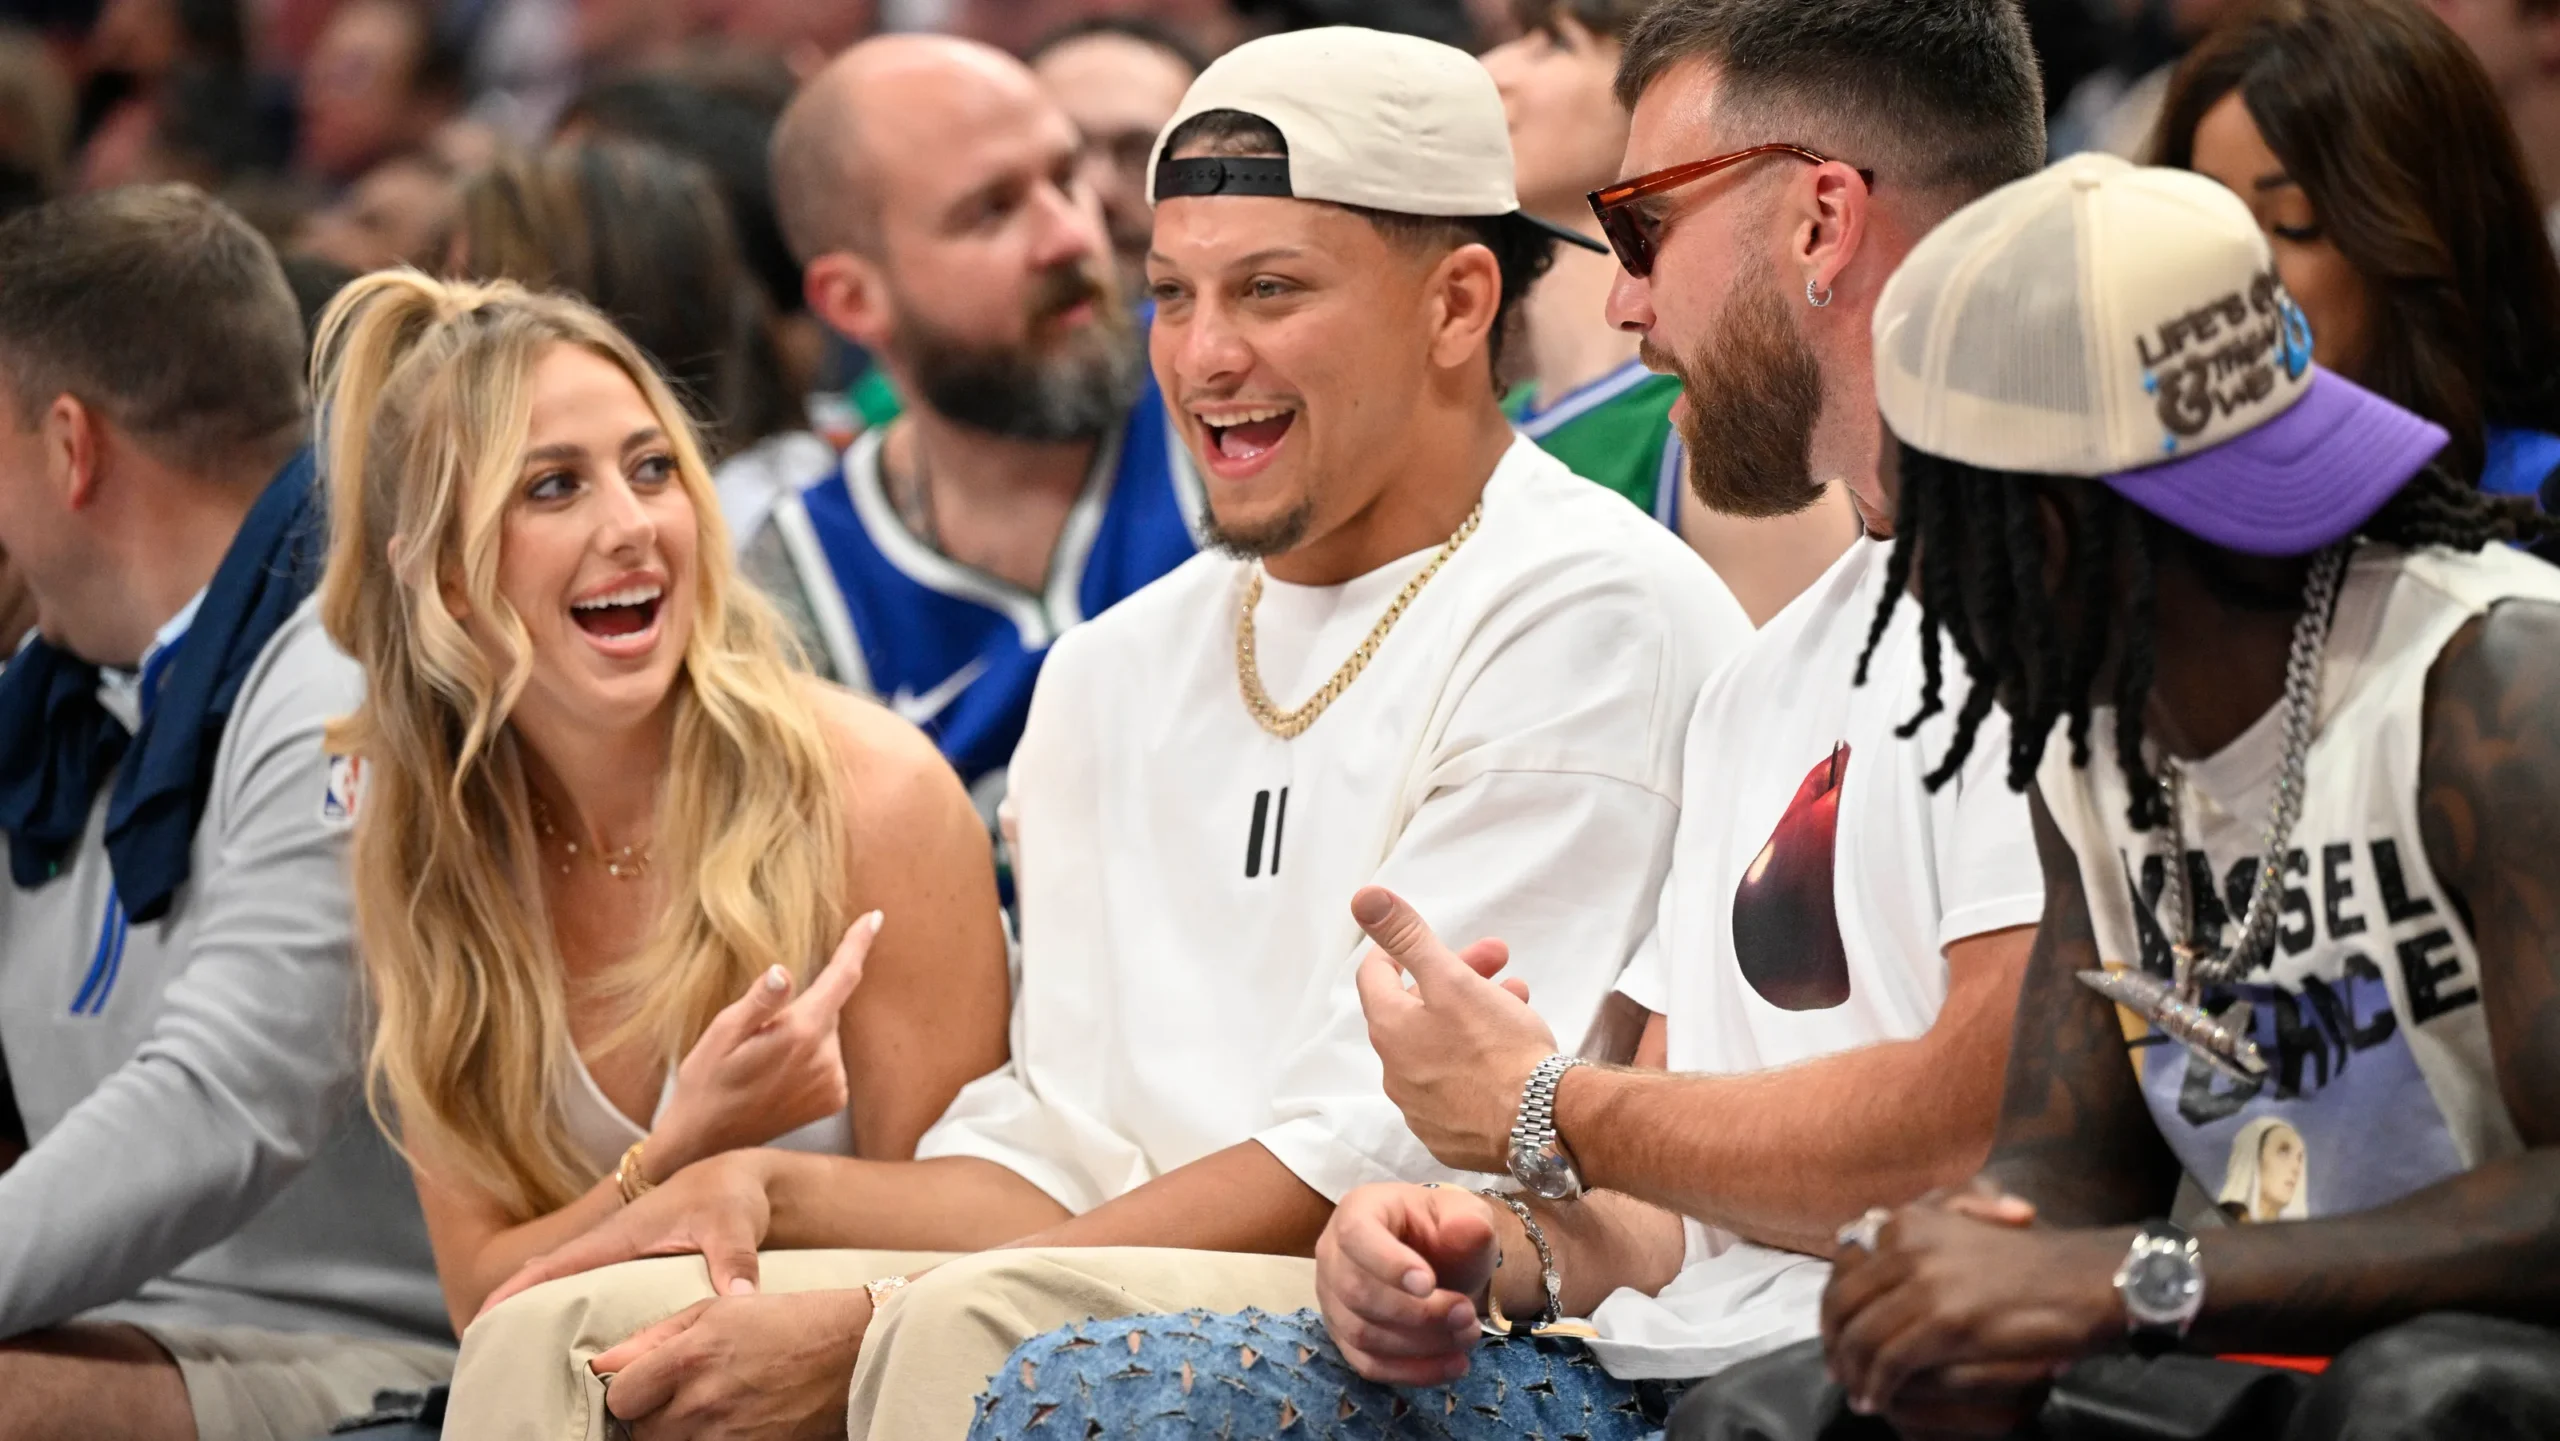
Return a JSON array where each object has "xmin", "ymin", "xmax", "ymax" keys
[
  {"xmin": 1590, "ymin": 538, "xmax": 2045, "ymax": 1380},
  {"xmin": 915, "ymin": 436, "xmax": 1753, "ymax": 1209}
]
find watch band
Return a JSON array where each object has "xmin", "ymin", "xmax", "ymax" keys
[
  {"xmin": 1477, "ymin": 1189, "xmax": 1562, "ymax": 1335},
  {"xmin": 1510, "ymin": 1054, "xmax": 1590, "ymax": 1196}
]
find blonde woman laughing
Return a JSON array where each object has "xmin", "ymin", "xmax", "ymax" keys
[{"xmin": 309, "ymin": 272, "xmax": 1014, "ymax": 1332}]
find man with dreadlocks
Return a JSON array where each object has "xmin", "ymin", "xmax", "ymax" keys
[{"xmin": 1672, "ymin": 154, "xmax": 2560, "ymax": 1440}]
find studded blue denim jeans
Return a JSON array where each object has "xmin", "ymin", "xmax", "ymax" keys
[{"xmin": 968, "ymin": 1306, "xmax": 1684, "ymax": 1440}]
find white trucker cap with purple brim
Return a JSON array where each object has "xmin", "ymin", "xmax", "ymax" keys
[{"xmin": 1873, "ymin": 152, "xmax": 2447, "ymax": 556}]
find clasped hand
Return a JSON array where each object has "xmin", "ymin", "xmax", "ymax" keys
[
  {"xmin": 1351, "ymin": 886, "xmax": 1558, "ymax": 1175},
  {"xmin": 588, "ymin": 1287, "xmax": 876, "ymax": 1441},
  {"xmin": 1820, "ymin": 1181, "xmax": 2131, "ymax": 1435}
]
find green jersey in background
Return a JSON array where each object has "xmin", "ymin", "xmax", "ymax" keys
[{"xmin": 1506, "ymin": 359, "xmax": 1685, "ymax": 530}]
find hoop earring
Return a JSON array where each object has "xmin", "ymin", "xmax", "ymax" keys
[{"xmin": 1806, "ymin": 278, "xmax": 1834, "ymax": 309}]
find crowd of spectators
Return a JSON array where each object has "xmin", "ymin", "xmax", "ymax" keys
[
  {"xmin": 0, "ymin": 3, "xmax": 2536, "ymax": 469},
  {"xmin": 0, "ymin": 0, "xmax": 2549, "ymax": 542}
]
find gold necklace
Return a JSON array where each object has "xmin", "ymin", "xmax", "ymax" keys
[
  {"xmin": 1234, "ymin": 504, "xmax": 1483, "ymax": 740},
  {"xmin": 531, "ymin": 798, "xmax": 652, "ymax": 881}
]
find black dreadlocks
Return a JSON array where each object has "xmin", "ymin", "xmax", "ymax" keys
[{"xmin": 1854, "ymin": 444, "xmax": 2559, "ymax": 831}]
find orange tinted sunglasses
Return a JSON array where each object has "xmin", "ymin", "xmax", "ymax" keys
[{"xmin": 1587, "ymin": 144, "xmax": 1877, "ymax": 277}]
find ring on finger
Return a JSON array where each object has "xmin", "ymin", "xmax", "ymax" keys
[{"xmin": 1835, "ymin": 1206, "xmax": 1893, "ymax": 1253}]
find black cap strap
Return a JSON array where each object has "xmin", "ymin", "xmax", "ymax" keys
[{"xmin": 1154, "ymin": 156, "xmax": 1294, "ymax": 203}]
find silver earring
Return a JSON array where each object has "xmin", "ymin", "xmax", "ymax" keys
[{"xmin": 1806, "ymin": 278, "xmax": 1834, "ymax": 309}]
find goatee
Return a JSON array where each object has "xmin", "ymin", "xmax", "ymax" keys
[{"xmin": 1202, "ymin": 501, "xmax": 1314, "ymax": 560}]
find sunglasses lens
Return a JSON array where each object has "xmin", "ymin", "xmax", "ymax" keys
[{"xmin": 1600, "ymin": 205, "xmax": 1652, "ymax": 278}]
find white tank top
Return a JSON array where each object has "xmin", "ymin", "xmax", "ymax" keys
[
  {"xmin": 557, "ymin": 1046, "xmax": 856, "ymax": 1180},
  {"xmin": 2038, "ymin": 543, "xmax": 2560, "ymax": 1221}
]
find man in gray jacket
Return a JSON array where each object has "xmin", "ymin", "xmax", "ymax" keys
[{"xmin": 0, "ymin": 187, "xmax": 447, "ymax": 1441}]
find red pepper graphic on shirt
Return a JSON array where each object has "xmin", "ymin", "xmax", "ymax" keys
[{"xmin": 1733, "ymin": 742, "xmax": 1852, "ymax": 1011}]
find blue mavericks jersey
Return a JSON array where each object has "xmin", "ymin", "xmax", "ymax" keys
[
  {"xmin": 766, "ymin": 373, "xmax": 1203, "ymax": 817},
  {"xmin": 2482, "ymin": 424, "xmax": 2560, "ymax": 503}
]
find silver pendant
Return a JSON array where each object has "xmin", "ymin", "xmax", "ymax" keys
[{"xmin": 2078, "ymin": 967, "xmax": 2268, "ymax": 1081}]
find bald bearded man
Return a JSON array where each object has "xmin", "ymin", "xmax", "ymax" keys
[{"xmin": 739, "ymin": 33, "xmax": 1202, "ymax": 830}]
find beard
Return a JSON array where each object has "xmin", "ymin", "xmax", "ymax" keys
[
  {"xmin": 888, "ymin": 261, "xmax": 1143, "ymax": 443},
  {"xmin": 1201, "ymin": 500, "xmax": 1314, "ymax": 561},
  {"xmin": 1646, "ymin": 269, "xmax": 1830, "ymax": 520}
]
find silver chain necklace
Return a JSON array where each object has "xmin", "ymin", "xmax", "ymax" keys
[
  {"xmin": 891, "ymin": 435, "xmax": 941, "ymax": 554},
  {"xmin": 2077, "ymin": 544, "xmax": 2348, "ymax": 1080}
]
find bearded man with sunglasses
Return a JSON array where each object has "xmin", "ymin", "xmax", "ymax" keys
[
  {"xmin": 948, "ymin": 4, "xmax": 2058, "ymax": 1436},
  {"xmin": 1486, "ymin": 0, "xmax": 1862, "ymax": 623}
]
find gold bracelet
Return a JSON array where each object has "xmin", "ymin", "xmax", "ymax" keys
[{"xmin": 614, "ymin": 1140, "xmax": 656, "ymax": 1205}]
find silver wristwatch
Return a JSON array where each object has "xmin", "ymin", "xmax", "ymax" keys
[
  {"xmin": 2114, "ymin": 1219, "xmax": 2204, "ymax": 1356},
  {"xmin": 1507, "ymin": 1054, "xmax": 1590, "ymax": 1202}
]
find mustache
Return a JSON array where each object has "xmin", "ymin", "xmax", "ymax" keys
[
  {"xmin": 1638, "ymin": 339, "xmax": 1691, "ymax": 384},
  {"xmin": 1029, "ymin": 262, "xmax": 1110, "ymax": 325}
]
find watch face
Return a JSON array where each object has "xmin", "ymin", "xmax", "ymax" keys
[
  {"xmin": 1510, "ymin": 1141, "xmax": 1578, "ymax": 1200},
  {"xmin": 2124, "ymin": 1249, "xmax": 2202, "ymax": 1322}
]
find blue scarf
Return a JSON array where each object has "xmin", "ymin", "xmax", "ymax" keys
[{"xmin": 0, "ymin": 450, "xmax": 324, "ymax": 923}]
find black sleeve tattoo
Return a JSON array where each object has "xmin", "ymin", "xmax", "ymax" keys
[
  {"xmin": 2183, "ymin": 602, "xmax": 2560, "ymax": 1353},
  {"xmin": 1980, "ymin": 787, "xmax": 2182, "ymax": 1225},
  {"xmin": 2425, "ymin": 604, "xmax": 2560, "ymax": 1148}
]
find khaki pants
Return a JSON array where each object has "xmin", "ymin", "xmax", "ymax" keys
[
  {"xmin": 444, "ymin": 1248, "xmax": 1318, "ymax": 1441},
  {"xmin": 124, "ymin": 1322, "xmax": 455, "ymax": 1441}
]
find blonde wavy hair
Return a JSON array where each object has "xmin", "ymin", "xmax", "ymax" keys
[{"xmin": 314, "ymin": 271, "xmax": 850, "ymax": 1220}]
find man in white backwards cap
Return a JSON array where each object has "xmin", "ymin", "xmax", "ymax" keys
[{"xmin": 438, "ymin": 25, "xmax": 1748, "ymax": 1441}]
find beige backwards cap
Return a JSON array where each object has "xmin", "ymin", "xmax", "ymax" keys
[{"xmin": 1147, "ymin": 25, "xmax": 1605, "ymax": 253}]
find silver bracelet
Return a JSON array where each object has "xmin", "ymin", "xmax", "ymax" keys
[{"xmin": 1477, "ymin": 1189, "xmax": 1561, "ymax": 1334}]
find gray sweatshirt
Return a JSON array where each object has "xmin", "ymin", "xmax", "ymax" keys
[{"xmin": 0, "ymin": 598, "xmax": 446, "ymax": 1345}]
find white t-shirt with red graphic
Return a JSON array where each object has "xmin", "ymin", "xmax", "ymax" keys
[{"xmin": 1593, "ymin": 537, "xmax": 2045, "ymax": 1380}]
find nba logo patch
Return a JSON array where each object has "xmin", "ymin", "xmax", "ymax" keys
[{"xmin": 322, "ymin": 753, "xmax": 364, "ymax": 823}]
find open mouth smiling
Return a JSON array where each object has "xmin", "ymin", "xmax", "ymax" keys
[
  {"xmin": 569, "ymin": 581, "xmax": 663, "ymax": 640},
  {"xmin": 1196, "ymin": 405, "xmax": 1298, "ymax": 464}
]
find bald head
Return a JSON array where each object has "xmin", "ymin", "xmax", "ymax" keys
[
  {"xmin": 773, "ymin": 31, "xmax": 1126, "ymax": 443},
  {"xmin": 772, "ymin": 34, "xmax": 1067, "ymax": 264}
]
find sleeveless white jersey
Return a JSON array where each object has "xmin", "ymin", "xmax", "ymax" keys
[{"xmin": 2039, "ymin": 543, "xmax": 2560, "ymax": 1220}]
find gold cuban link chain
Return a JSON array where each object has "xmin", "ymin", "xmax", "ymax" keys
[{"xmin": 1234, "ymin": 503, "xmax": 1483, "ymax": 739}]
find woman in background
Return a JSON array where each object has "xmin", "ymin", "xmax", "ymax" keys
[
  {"xmin": 2153, "ymin": 0, "xmax": 2560, "ymax": 502},
  {"xmin": 452, "ymin": 137, "xmax": 830, "ymax": 545},
  {"xmin": 311, "ymin": 271, "xmax": 1009, "ymax": 1328}
]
